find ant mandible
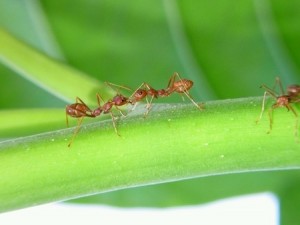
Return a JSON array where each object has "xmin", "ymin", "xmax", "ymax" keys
[
  {"xmin": 256, "ymin": 77, "xmax": 300, "ymax": 137},
  {"xmin": 65, "ymin": 82, "xmax": 132, "ymax": 147},
  {"xmin": 129, "ymin": 72, "xmax": 204, "ymax": 116}
]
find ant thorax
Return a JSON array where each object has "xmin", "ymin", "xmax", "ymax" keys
[
  {"xmin": 275, "ymin": 95, "xmax": 290, "ymax": 107},
  {"xmin": 102, "ymin": 101, "xmax": 113, "ymax": 114}
]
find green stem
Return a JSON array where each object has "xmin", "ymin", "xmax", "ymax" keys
[
  {"xmin": 0, "ymin": 28, "xmax": 113, "ymax": 105},
  {"xmin": 0, "ymin": 97, "xmax": 299, "ymax": 212}
]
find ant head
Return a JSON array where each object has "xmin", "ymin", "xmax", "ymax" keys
[
  {"xmin": 134, "ymin": 89, "xmax": 147, "ymax": 100},
  {"xmin": 66, "ymin": 105, "xmax": 74, "ymax": 114},
  {"xmin": 113, "ymin": 94, "xmax": 128, "ymax": 106}
]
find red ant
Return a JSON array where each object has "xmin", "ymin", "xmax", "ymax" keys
[
  {"xmin": 129, "ymin": 72, "xmax": 204, "ymax": 116},
  {"xmin": 65, "ymin": 83, "xmax": 132, "ymax": 147},
  {"xmin": 256, "ymin": 77, "xmax": 300, "ymax": 137}
]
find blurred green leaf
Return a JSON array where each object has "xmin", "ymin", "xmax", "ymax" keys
[
  {"xmin": 69, "ymin": 170, "xmax": 300, "ymax": 207},
  {"xmin": 39, "ymin": 0, "xmax": 300, "ymax": 99},
  {"xmin": 0, "ymin": 0, "xmax": 63, "ymax": 59},
  {"xmin": 279, "ymin": 178, "xmax": 300, "ymax": 224},
  {"xmin": 0, "ymin": 0, "xmax": 67, "ymax": 108}
]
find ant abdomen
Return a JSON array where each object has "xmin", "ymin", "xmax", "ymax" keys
[{"xmin": 287, "ymin": 85, "xmax": 300, "ymax": 99}]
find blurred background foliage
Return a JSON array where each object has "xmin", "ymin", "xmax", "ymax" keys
[
  {"xmin": 1, "ymin": 0, "xmax": 299, "ymax": 109},
  {"xmin": 0, "ymin": 0, "xmax": 300, "ymax": 223}
]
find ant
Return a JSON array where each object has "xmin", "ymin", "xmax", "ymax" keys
[
  {"xmin": 256, "ymin": 77, "xmax": 300, "ymax": 137},
  {"xmin": 65, "ymin": 82, "xmax": 132, "ymax": 147},
  {"xmin": 129, "ymin": 72, "xmax": 204, "ymax": 116}
]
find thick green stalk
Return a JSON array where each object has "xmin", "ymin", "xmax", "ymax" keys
[
  {"xmin": 0, "ymin": 109, "xmax": 63, "ymax": 138},
  {"xmin": 0, "ymin": 97, "xmax": 299, "ymax": 212},
  {"xmin": 0, "ymin": 28, "xmax": 113, "ymax": 104}
]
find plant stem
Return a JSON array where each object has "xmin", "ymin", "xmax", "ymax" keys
[
  {"xmin": 0, "ymin": 97, "xmax": 299, "ymax": 212},
  {"xmin": 0, "ymin": 28, "xmax": 113, "ymax": 105}
]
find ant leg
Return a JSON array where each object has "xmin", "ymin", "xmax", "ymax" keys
[
  {"xmin": 170, "ymin": 72, "xmax": 203, "ymax": 110},
  {"xmin": 287, "ymin": 104, "xmax": 299, "ymax": 140},
  {"xmin": 109, "ymin": 111, "xmax": 120, "ymax": 136},
  {"xmin": 68, "ymin": 117, "xmax": 84, "ymax": 147},
  {"xmin": 105, "ymin": 82, "xmax": 132, "ymax": 93},
  {"xmin": 292, "ymin": 98, "xmax": 300, "ymax": 104},
  {"xmin": 129, "ymin": 83, "xmax": 149, "ymax": 111},
  {"xmin": 66, "ymin": 97, "xmax": 92, "ymax": 127},
  {"xmin": 267, "ymin": 107, "xmax": 274, "ymax": 134},
  {"xmin": 256, "ymin": 91, "xmax": 268, "ymax": 124},
  {"xmin": 275, "ymin": 77, "xmax": 285, "ymax": 95},
  {"xmin": 76, "ymin": 97, "xmax": 83, "ymax": 104},
  {"xmin": 129, "ymin": 83, "xmax": 145, "ymax": 99},
  {"xmin": 259, "ymin": 84, "xmax": 278, "ymax": 98},
  {"xmin": 75, "ymin": 97, "xmax": 94, "ymax": 114},
  {"xmin": 134, "ymin": 83, "xmax": 157, "ymax": 117},
  {"xmin": 182, "ymin": 90, "xmax": 204, "ymax": 110},
  {"xmin": 66, "ymin": 111, "xmax": 70, "ymax": 127},
  {"xmin": 115, "ymin": 106, "xmax": 127, "ymax": 117},
  {"xmin": 167, "ymin": 72, "xmax": 178, "ymax": 89},
  {"xmin": 260, "ymin": 79, "xmax": 282, "ymax": 98},
  {"xmin": 129, "ymin": 83, "xmax": 147, "ymax": 111},
  {"xmin": 130, "ymin": 102, "xmax": 138, "ymax": 111},
  {"xmin": 96, "ymin": 93, "xmax": 104, "ymax": 107},
  {"xmin": 144, "ymin": 95, "xmax": 155, "ymax": 117},
  {"xmin": 75, "ymin": 97, "xmax": 92, "ymax": 110},
  {"xmin": 294, "ymin": 117, "xmax": 299, "ymax": 141}
]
